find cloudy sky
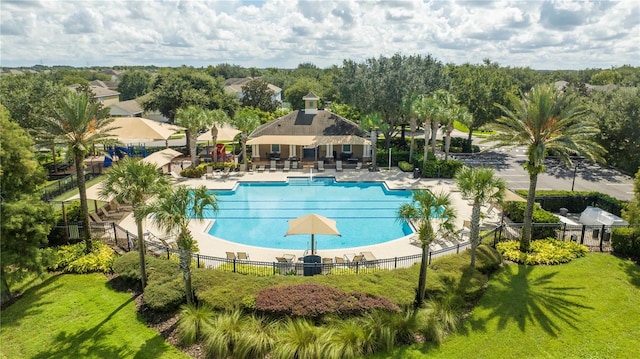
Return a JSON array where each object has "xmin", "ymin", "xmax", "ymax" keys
[{"xmin": 1, "ymin": 0, "xmax": 638, "ymax": 70}]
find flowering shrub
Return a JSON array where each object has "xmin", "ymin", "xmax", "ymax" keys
[
  {"xmin": 497, "ymin": 238, "xmax": 587, "ymax": 265},
  {"xmin": 255, "ymin": 283, "xmax": 400, "ymax": 318}
]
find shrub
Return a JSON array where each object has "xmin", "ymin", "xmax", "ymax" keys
[
  {"xmin": 398, "ymin": 161, "xmax": 414, "ymax": 172},
  {"xmin": 420, "ymin": 159, "xmax": 463, "ymax": 178},
  {"xmin": 176, "ymin": 303, "xmax": 214, "ymax": 346},
  {"xmin": 497, "ymin": 238, "xmax": 588, "ymax": 265},
  {"xmin": 254, "ymin": 283, "xmax": 400, "ymax": 318},
  {"xmin": 611, "ymin": 228, "xmax": 640, "ymax": 258},
  {"xmin": 44, "ymin": 241, "xmax": 115, "ymax": 273},
  {"xmin": 271, "ymin": 318, "xmax": 330, "ymax": 359},
  {"xmin": 216, "ymin": 262, "xmax": 276, "ymax": 276},
  {"xmin": 474, "ymin": 244, "xmax": 503, "ymax": 274},
  {"xmin": 144, "ymin": 277, "xmax": 185, "ymax": 312},
  {"xmin": 503, "ymin": 201, "xmax": 561, "ymax": 239},
  {"xmin": 180, "ymin": 166, "xmax": 205, "ymax": 178},
  {"xmin": 112, "ymin": 252, "xmax": 142, "ymax": 281}
]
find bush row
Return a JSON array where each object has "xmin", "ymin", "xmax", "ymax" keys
[
  {"xmin": 496, "ymin": 238, "xmax": 588, "ymax": 265},
  {"xmin": 43, "ymin": 241, "xmax": 115, "ymax": 274},
  {"xmin": 515, "ymin": 189, "xmax": 626, "ymax": 217},
  {"xmin": 502, "ymin": 201, "xmax": 560, "ymax": 239},
  {"xmin": 611, "ymin": 228, "xmax": 640, "ymax": 258}
]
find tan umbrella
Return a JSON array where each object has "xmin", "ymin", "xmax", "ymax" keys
[
  {"xmin": 106, "ymin": 117, "xmax": 184, "ymax": 140},
  {"xmin": 141, "ymin": 148, "xmax": 182, "ymax": 168},
  {"xmin": 197, "ymin": 124, "xmax": 241, "ymax": 142},
  {"xmin": 285, "ymin": 213, "xmax": 341, "ymax": 255}
]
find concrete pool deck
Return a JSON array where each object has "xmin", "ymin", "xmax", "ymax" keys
[{"xmin": 85, "ymin": 167, "xmax": 502, "ymax": 262}]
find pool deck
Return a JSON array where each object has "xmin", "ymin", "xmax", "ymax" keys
[{"xmin": 84, "ymin": 167, "xmax": 502, "ymax": 262}]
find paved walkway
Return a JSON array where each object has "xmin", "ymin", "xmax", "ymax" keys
[{"xmin": 79, "ymin": 167, "xmax": 502, "ymax": 262}]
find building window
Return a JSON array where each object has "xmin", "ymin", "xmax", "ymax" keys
[
  {"xmin": 308, "ymin": 101, "xmax": 313, "ymax": 107},
  {"xmin": 342, "ymin": 144, "xmax": 352, "ymax": 153},
  {"xmin": 271, "ymin": 144, "xmax": 280, "ymax": 153}
]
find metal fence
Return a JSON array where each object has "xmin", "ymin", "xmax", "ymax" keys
[
  {"xmin": 42, "ymin": 171, "xmax": 102, "ymax": 202},
  {"xmin": 52, "ymin": 220, "xmax": 623, "ymax": 277}
]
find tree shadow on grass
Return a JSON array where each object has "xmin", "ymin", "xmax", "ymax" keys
[
  {"xmin": 1, "ymin": 274, "xmax": 61, "ymax": 326},
  {"xmin": 461, "ymin": 264, "xmax": 593, "ymax": 337},
  {"xmin": 619, "ymin": 258, "xmax": 640, "ymax": 289}
]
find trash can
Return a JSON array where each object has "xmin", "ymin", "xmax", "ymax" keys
[
  {"xmin": 303, "ymin": 255, "xmax": 321, "ymax": 276},
  {"xmin": 559, "ymin": 208, "xmax": 568, "ymax": 216},
  {"xmin": 413, "ymin": 168, "xmax": 421, "ymax": 179}
]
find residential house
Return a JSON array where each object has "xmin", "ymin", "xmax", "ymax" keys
[
  {"xmin": 69, "ymin": 85, "xmax": 120, "ymax": 106},
  {"xmin": 107, "ymin": 99, "xmax": 144, "ymax": 117},
  {"xmin": 247, "ymin": 92, "xmax": 371, "ymax": 166}
]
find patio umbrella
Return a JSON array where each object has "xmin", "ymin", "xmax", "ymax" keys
[
  {"xmin": 285, "ymin": 213, "xmax": 341, "ymax": 255},
  {"xmin": 105, "ymin": 117, "xmax": 184, "ymax": 141},
  {"xmin": 197, "ymin": 124, "xmax": 241, "ymax": 142}
]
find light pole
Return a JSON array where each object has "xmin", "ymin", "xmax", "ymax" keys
[{"xmin": 571, "ymin": 163, "xmax": 579, "ymax": 191}]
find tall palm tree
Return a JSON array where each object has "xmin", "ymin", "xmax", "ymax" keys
[
  {"xmin": 455, "ymin": 166, "xmax": 505, "ymax": 268},
  {"xmin": 397, "ymin": 190, "xmax": 457, "ymax": 308},
  {"xmin": 430, "ymin": 90, "xmax": 455, "ymax": 154},
  {"xmin": 230, "ymin": 108, "xmax": 260, "ymax": 169},
  {"xmin": 176, "ymin": 106, "xmax": 214, "ymax": 167},
  {"xmin": 488, "ymin": 84, "xmax": 605, "ymax": 252},
  {"xmin": 208, "ymin": 109, "xmax": 230, "ymax": 163},
  {"xmin": 45, "ymin": 90, "xmax": 116, "ymax": 252},
  {"xmin": 411, "ymin": 95, "xmax": 437, "ymax": 167},
  {"xmin": 360, "ymin": 112, "xmax": 387, "ymax": 171},
  {"xmin": 401, "ymin": 93, "xmax": 419, "ymax": 163},
  {"xmin": 142, "ymin": 185, "xmax": 217, "ymax": 305},
  {"xmin": 99, "ymin": 158, "xmax": 170, "ymax": 288},
  {"xmin": 443, "ymin": 104, "xmax": 472, "ymax": 160}
]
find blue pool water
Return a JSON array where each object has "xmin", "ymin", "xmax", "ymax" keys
[{"xmin": 203, "ymin": 177, "xmax": 414, "ymax": 250}]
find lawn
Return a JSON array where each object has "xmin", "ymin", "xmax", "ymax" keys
[
  {"xmin": 0, "ymin": 273, "xmax": 188, "ymax": 359},
  {"xmin": 379, "ymin": 253, "xmax": 640, "ymax": 358}
]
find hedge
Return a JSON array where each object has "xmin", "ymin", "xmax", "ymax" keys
[
  {"xmin": 502, "ymin": 201, "xmax": 560, "ymax": 240},
  {"xmin": 515, "ymin": 189, "xmax": 626, "ymax": 216},
  {"xmin": 611, "ymin": 228, "xmax": 640, "ymax": 258}
]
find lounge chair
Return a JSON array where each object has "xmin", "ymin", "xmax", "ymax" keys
[
  {"xmin": 282, "ymin": 253, "xmax": 296, "ymax": 262},
  {"xmin": 335, "ymin": 256, "xmax": 346, "ymax": 265},
  {"xmin": 336, "ymin": 160, "xmax": 343, "ymax": 172},
  {"xmin": 221, "ymin": 167, "xmax": 231, "ymax": 178},
  {"xmin": 276, "ymin": 256, "xmax": 294, "ymax": 274},
  {"xmin": 317, "ymin": 160, "xmax": 325, "ymax": 172},
  {"xmin": 170, "ymin": 171, "xmax": 187, "ymax": 182},
  {"xmin": 99, "ymin": 206, "xmax": 122, "ymax": 220},
  {"xmin": 111, "ymin": 199, "xmax": 132, "ymax": 212},
  {"xmin": 291, "ymin": 160, "xmax": 298, "ymax": 169},
  {"xmin": 237, "ymin": 252, "xmax": 249, "ymax": 260},
  {"xmin": 205, "ymin": 166, "xmax": 214, "ymax": 179},
  {"xmin": 283, "ymin": 160, "xmax": 290, "ymax": 172},
  {"xmin": 226, "ymin": 252, "xmax": 237, "ymax": 260},
  {"xmin": 360, "ymin": 251, "xmax": 376, "ymax": 261},
  {"xmin": 350, "ymin": 254, "xmax": 365, "ymax": 267},
  {"xmin": 355, "ymin": 162, "xmax": 362, "ymax": 170},
  {"xmin": 322, "ymin": 258, "xmax": 333, "ymax": 274},
  {"xmin": 270, "ymin": 160, "xmax": 277, "ymax": 172},
  {"xmin": 257, "ymin": 165, "xmax": 265, "ymax": 173}
]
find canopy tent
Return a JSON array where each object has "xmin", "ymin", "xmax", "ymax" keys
[
  {"xmin": 141, "ymin": 148, "xmax": 183, "ymax": 169},
  {"xmin": 285, "ymin": 213, "xmax": 341, "ymax": 255},
  {"xmin": 246, "ymin": 135, "xmax": 370, "ymax": 146},
  {"xmin": 104, "ymin": 117, "xmax": 184, "ymax": 141},
  {"xmin": 197, "ymin": 124, "xmax": 242, "ymax": 142}
]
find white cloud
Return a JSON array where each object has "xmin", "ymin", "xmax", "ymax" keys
[{"xmin": 0, "ymin": 0, "xmax": 638, "ymax": 69}]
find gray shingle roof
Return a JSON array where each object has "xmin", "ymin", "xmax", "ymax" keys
[{"xmin": 250, "ymin": 110, "xmax": 365, "ymax": 138}]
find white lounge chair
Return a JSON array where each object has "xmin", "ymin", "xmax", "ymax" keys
[
  {"xmin": 283, "ymin": 160, "xmax": 290, "ymax": 172},
  {"xmin": 355, "ymin": 162, "xmax": 362, "ymax": 170},
  {"xmin": 291, "ymin": 160, "xmax": 298, "ymax": 169},
  {"xmin": 317, "ymin": 160, "xmax": 325, "ymax": 172},
  {"xmin": 270, "ymin": 160, "xmax": 277, "ymax": 172},
  {"xmin": 170, "ymin": 171, "xmax": 187, "ymax": 182},
  {"xmin": 336, "ymin": 160, "xmax": 343, "ymax": 172},
  {"xmin": 257, "ymin": 165, "xmax": 265, "ymax": 173}
]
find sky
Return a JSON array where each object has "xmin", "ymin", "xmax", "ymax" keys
[{"xmin": 1, "ymin": 0, "xmax": 639, "ymax": 70}]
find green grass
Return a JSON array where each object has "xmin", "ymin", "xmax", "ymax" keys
[
  {"xmin": 377, "ymin": 253, "xmax": 640, "ymax": 358},
  {"xmin": 0, "ymin": 273, "xmax": 189, "ymax": 359},
  {"xmin": 51, "ymin": 174, "xmax": 106, "ymax": 202}
]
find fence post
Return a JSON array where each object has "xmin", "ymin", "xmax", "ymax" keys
[
  {"xmin": 273, "ymin": 262, "xmax": 276, "ymax": 276},
  {"xmin": 126, "ymin": 232, "xmax": 131, "ymax": 251},
  {"xmin": 456, "ymin": 243, "xmax": 460, "ymax": 254},
  {"xmin": 562, "ymin": 223, "xmax": 566, "ymax": 240},
  {"xmin": 166, "ymin": 248, "xmax": 170, "ymax": 260},
  {"xmin": 197, "ymin": 254, "xmax": 200, "ymax": 268},
  {"xmin": 355, "ymin": 262, "xmax": 359, "ymax": 274},
  {"xmin": 599, "ymin": 224, "xmax": 605, "ymax": 252},
  {"xmin": 428, "ymin": 251, "xmax": 432, "ymax": 264},
  {"xmin": 580, "ymin": 225, "xmax": 586, "ymax": 244},
  {"xmin": 233, "ymin": 259, "xmax": 237, "ymax": 273},
  {"xmin": 394, "ymin": 257, "xmax": 398, "ymax": 269}
]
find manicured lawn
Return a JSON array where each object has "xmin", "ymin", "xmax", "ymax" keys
[
  {"xmin": 379, "ymin": 253, "xmax": 640, "ymax": 358},
  {"xmin": 0, "ymin": 273, "xmax": 188, "ymax": 359}
]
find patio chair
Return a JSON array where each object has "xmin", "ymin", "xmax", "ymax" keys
[
  {"xmin": 322, "ymin": 258, "xmax": 333, "ymax": 274},
  {"xmin": 205, "ymin": 166, "xmax": 214, "ymax": 179},
  {"xmin": 276, "ymin": 256, "xmax": 294, "ymax": 274},
  {"xmin": 283, "ymin": 160, "xmax": 290, "ymax": 172},
  {"xmin": 111, "ymin": 199, "xmax": 132, "ymax": 212},
  {"xmin": 291, "ymin": 160, "xmax": 298, "ymax": 169},
  {"xmin": 257, "ymin": 165, "xmax": 265, "ymax": 173},
  {"xmin": 360, "ymin": 251, "xmax": 376, "ymax": 261},
  {"xmin": 221, "ymin": 166, "xmax": 231, "ymax": 178},
  {"xmin": 350, "ymin": 254, "xmax": 365, "ymax": 267},
  {"xmin": 99, "ymin": 206, "xmax": 123, "ymax": 220},
  {"xmin": 335, "ymin": 256, "xmax": 346, "ymax": 265},
  {"xmin": 317, "ymin": 160, "xmax": 325, "ymax": 172},
  {"xmin": 170, "ymin": 171, "xmax": 187, "ymax": 182},
  {"xmin": 226, "ymin": 252, "xmax": 237, "ymax": 260},
  {"xmin": 269, "ymin": 160, "xmax": 277, "ymax": 172},
  {"xmin": 336, "ymin": 160, "xmax": 343, "ymax": 172},
  {"xmin": 355, "ymin": 162, "xmax": 362, "ymax": 170},
  {"xmin": 237, "ymin": 252, "xmax": 250, "ymax": 260}
]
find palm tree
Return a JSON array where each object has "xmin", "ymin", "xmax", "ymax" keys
[
  {"xmin": 488, "ymin": 84, "xmax": 605, "ymax": 252},
  {"xmin": 411, "ymin": 95, "xmax": 437, "ymax": 167},
  {"xmin": 230, "ymin": 108, "xmax": 260, "ymax": 169},
  {"xmin": 360, "ymin": 112, "xmax": 387, "ymax": 171},
  {"xmin": 45, "ymin": 90, "xmax": 116, "ymax": 252},
  {"xmin": 208, "ymin": 109, "xmax": 230, "ymax": 163},
  {"xmin": 176, "ymin": 106, "xmax": 214, "ymax": 167},
  {"xmin": 430, "ymin": 90, "xmax": 455, "ymax": 154},
  {"xmin": 99, "ymin": 157, "xmax": 170, "ymax": 288},
  {"xmin": 142, "ymin": 185, "xmax": 217, "ymax": 305},
  {"xmin": 397, "ymin": 190, "xmax": 457, "ymax": 308},
  {"xmin": 442, "ymin": 104, "xmax": 472, "ymax": 160},
  {"xmin": 455, "ymin": 166, "xmax": 505, "ymax": 268}
]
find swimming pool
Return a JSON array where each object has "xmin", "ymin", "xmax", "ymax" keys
[{"xmin": 203, "ymin": 177, "xmax": 414, "ymax": 250}]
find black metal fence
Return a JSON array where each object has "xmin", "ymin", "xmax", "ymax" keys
[
  {"xmin": 42, "ymin": 171, "xmax": 102, "ymax": 201},
  {"xmin": 52, "ymin": 220, "xmax": 624, "ymax": 277}
]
